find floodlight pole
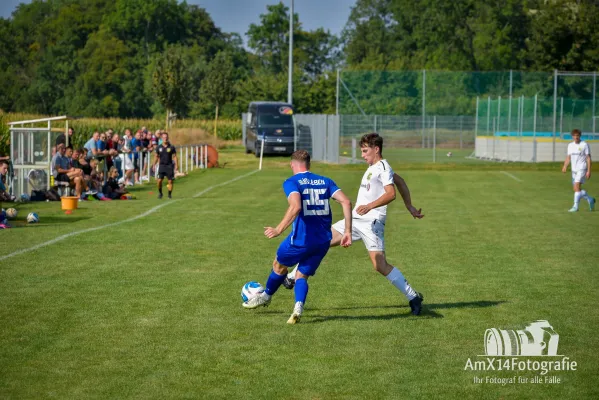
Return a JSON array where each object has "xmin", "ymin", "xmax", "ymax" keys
[
  {"xmin": 336, "ymin": 69, "xmax": 340, "ymax": 115},
  {"xmin": 287, "ymin": 0, "xmax": 293, "ymax": 105},
  {"xmin": 552, "ymin": 69, "xmax": 558, "ymax": 161}
]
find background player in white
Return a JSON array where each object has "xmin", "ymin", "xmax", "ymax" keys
[
  {"xmin": 287, "ymin": 133, "xmax": 424, "ymax": 315},
  {"xmin": 562, "ymin": 129, "xmax": 595, "ymax": 212}
]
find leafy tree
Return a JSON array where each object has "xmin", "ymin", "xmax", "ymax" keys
[
  {"xmin": 200, "ymin": 52, "xmax": 236, "ymax": 138},
  {"xmin": 152, "ymin": 45, "xmax": 191, "ymax": 128}
]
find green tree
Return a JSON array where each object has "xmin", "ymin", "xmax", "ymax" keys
[
  {"xmin": 152, "ymin": 46, "xmax": 191, "ymax": 128},
  {"xmin": 200, "ymin": 52, "xmax": 236, "ymax": 138}
]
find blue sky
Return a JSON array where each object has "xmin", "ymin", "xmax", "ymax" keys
[{"xmin": 0, "ymin": 0, "xmax": 355, "ymax": 40}]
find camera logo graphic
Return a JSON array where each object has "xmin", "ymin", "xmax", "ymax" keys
[{"xmin": 484, "ymin": 320, "xmax": 559, "ymax": 356}]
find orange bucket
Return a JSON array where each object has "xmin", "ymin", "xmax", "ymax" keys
[{"xmin": 61, "ymin": 196, "xmax": 79, "ymax": 211}]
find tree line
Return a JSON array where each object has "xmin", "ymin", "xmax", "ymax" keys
[{"xmin": 1, "ymin": 0, "xmax": 598, "ymax": 121}]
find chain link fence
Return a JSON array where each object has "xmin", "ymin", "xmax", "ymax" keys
[{"xmin": 337, "ymin": 70, "xmax": 599, "ymax": 163}]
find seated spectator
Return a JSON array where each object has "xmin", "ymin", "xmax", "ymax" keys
[
  {"xmin": 77, "ymin": 150, "xmax": 92, "ymax": 176},
  {"xmin": 51, "ymin": 144, "xmax": 84, "ymax": 198},
  {"xmin": 0, "ymin": 160, "xmax": 15, "ymax": 202},
  {"xmin": 102, "ymin": 167, "xmax": 129, "ymax": 199},
  {"xmin": 86, "ymin": 158, "xmax": 103, "ymax": 192}
]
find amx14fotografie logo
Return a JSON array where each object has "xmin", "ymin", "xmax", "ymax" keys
[{"xmin": 465, "ymin": 320, "xmax": 577, "ymax": 385}]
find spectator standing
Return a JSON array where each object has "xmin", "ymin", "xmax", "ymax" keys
[{"xmin": 55, "ymin": 127, "xmax": 75, "ymax": 150}]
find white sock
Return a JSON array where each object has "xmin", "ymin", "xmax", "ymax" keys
[
  {"xmin": 574, "ymin": 191, "xmax": 582, "ymax": 208},
  {"xmin": 386, "ymin": 267, "xmax": 418, "ymax": 301},
  {"xmin": 287, "ymin": 266, "xmax": 298, "ymax": 280},
  {"xmin": 580, "ymin": 190, "xmax": 589, "ymax": 202}
]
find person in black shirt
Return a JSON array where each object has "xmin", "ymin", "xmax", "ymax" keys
[
  {"xmin": 153, "ymin": 132, "xmax": 178, "ymax": 199},
  {"xmin": 55, "ymin": 127, "xmax": 75, "ymax": 150}
]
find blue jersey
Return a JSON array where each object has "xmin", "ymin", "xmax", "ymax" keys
[{"xmin": 283, "ymin": 171, "xmax": 340, "ymax": 247}]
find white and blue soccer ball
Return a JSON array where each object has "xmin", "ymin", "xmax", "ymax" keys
[
  {"xmin": 26, "ymin": 212, "xmax": 39, "ymax": 224},
  {"xmin": 242, "ymin": 281, "xmax": 265, "ymax": 302},
  {"xmin": 6, "ymin": 208, "xmax": 18, "ymax": 219}
]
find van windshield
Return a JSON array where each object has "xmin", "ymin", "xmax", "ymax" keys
[{"xmin": 257, "ymin": 105, "xmax": 295, "ymax": 127}]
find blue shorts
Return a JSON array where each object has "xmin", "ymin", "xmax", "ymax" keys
[{"xmin": 276, "ymin": 237, "xmax": 330, "ymax": 276}]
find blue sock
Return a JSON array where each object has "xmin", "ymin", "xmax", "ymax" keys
[
  {"xmin": 294, "ymin": 278, "xmax": 309, "ymax": 303},
  {"xmin": 265, "ymin": 270, "xmax": 286, "ymax": 296}
]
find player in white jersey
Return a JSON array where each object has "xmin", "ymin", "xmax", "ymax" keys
[
  {"xmin": 562, "ymin": 129, "xmax": 595, "ymax": 212},
  {"xmin": 286, "ymin": 133, "xmax": 425, "ymax": 315}
]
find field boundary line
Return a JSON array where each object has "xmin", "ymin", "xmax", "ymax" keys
[
  {"xmin": 0, "ymin": 170, "xmax": 259, "ymax": 262},
  {"xmin": 500, "ymin": 171, "xmax": 522, "ymax": 182},
  {"xmin": 193, "ymin": 169, "xmax": 259, "ymax": 197}
]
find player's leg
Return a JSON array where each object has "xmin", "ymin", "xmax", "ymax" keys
[
  {"xmin": 362, "ymin": 219, "xmax": 423, "ymax": 315},
  {"xmin": 243, "ymin": 238, "xmax": 298, "ymax": 309},
  {"xmin": 157, "ymin": 175, "xmax": 164, "ymax": 199},
  {"xmin": 287, "ymin": 244, "xmax": 329, "ymax": 324},
  {"xmin": 167, "ymin": 172, "xmax": 174, "ymax": 199},
  {"xmin": 578, "ymin": 176, "xmax": 595, "ymax": 211},
  {"xmin": 570, "ymin": 172, "xmax": 584, "ymax": 212},
  {"xmin": 284, "ymin": 221, "xmax": 354, "ymax": 290}
]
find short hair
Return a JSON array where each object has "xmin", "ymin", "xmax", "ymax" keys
[
  {"xmin": 360, "ymin": 132, "xmax": 383, "ymax": 155},
  {"xmin": 0, "ymin": 160, "xmax": 8, "ymax": 168},
  {"xmin": 56, "ymin": 143, "xmax": 65, "ymax": 150},
  {"xmin": 572, "ymin": 129, "xmax": 582, "ymax": 136},
  {"xmin": 291, "ymin": 149, "xmax": 310, "ymax": 168}
]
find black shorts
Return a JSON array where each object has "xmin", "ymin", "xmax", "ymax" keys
[{"xmin": 157, "ymin": 165, "xmax": 174, "ymax": 180}]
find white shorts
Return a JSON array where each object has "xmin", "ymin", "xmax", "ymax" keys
[
  {"xmin": 120, "ymin": 154, "xmax": 134, "ymax": 171},
  {"xmin": 332, "ymin": 217, "xmax": 386, "ymax": 252},
  {"xmin": 572, "ymin": 170, "xmax": 586, "ymax": 184}
]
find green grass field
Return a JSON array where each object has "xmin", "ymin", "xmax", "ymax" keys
[{"xmin": 1, "ymin": 148, "xmax": 598, "ymax": 399}]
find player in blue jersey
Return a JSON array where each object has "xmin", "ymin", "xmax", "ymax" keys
[{"xmin": 243, "ymin": 150, "xmax": 353, "ymax": 324}]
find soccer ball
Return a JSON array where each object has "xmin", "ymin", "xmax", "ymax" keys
[
  {"xmin": 6, "ymin": 208, "xmax": 17, "ymax": 219},
  {"xmin": 26, "ymin": 212, "xmax": 39, "ymax": 224},
  {"xmin": 446, "ymin": 152, "xmax": 453, "ymax": 157},
  {"xmin": 241, "ymin": 281, "xmax": 265, "ymax": 303}
]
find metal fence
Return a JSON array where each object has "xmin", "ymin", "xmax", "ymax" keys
[
  {"xmin": 7, "ymin": 116, "xmax": 213, "ymax": 199},
  {"xmin": 336, "ymin": 69, "xmax": 599, "ymax": 162},
  {"xmin": 241, "ymin": 113, "xmax": 339, "ymax": 163}
]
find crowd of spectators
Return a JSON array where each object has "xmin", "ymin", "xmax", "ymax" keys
[
  {"xmin": 1, "ymin": 126, "xmax": 181, "ymax": 204},
  {"xmin": 50, "ymin": 127, "xmax": 166, "ymax": 201}
]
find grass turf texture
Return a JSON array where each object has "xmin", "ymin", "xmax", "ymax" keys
[{"xmin": 1, "ymin": 148, "xmax": 598, "ymax": 399}]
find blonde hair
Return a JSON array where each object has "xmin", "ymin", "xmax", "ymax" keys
[{"xmin": 108, "ymin": 166, "xmax": 118, "ymax": 175}]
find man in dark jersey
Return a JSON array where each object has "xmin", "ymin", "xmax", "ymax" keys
[{"xmin": 153, "ymin": 132, "xmax": 178, "ymax": 199}]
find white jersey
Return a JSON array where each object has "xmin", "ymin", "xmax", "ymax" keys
[
  {"xmin": 354, "ymin": 159, "xmax": 394, "ymax": 221},
  {"xmin": 567, "ymin": 141, "xmax": 591, "ymax": 172}
]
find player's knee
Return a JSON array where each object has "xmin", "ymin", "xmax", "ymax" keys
[{"xmin": 272, "ymin": 259, "xmax": 288, "ymax": 275}]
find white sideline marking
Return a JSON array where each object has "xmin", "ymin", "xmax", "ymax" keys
[
  {"xmin": 500, "ymin": 171, "xmax": 522, "ymax": 182},
  {"xmin": 0, "ymin": 170, "xmax": 259, "ymax": 262},
  {"xmin": 193, "ymin": 170, "xmax": 259, "ymax": 197}
]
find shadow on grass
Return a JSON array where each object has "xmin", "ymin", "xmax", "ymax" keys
[{"xmin": 305, "ymin": 300, "xmax": 506, "ymax": 324}]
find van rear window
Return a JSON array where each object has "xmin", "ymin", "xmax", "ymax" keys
[{"xmin": 258, "ymin": 114, "xmax": 293, "ymax": 127}]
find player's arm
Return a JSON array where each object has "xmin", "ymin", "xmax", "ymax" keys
[
  {"xmin": 393, "ymin": 173, "xmax": 424, "ymax": 219},
  {"xmin": 355, "ymin": 184, "xmax": 396, "ymax": 215},
  {"xmin": 172, "ymin": 152, "xmax": 178, "ymax": 173},
  {"xmin": 562, "ymin": 155, "xmax": 570, "ymax": 173},
  {"xmin": 586, "ymin": 154, "xmax": 592, "ymax": 179},
  {"xmin": 332, "ymin": 189, "xmax": 353, "ymax": 247},
  {"xmin": 264, "ymin": 192, "xmax": 301, "ymax": 239}
]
